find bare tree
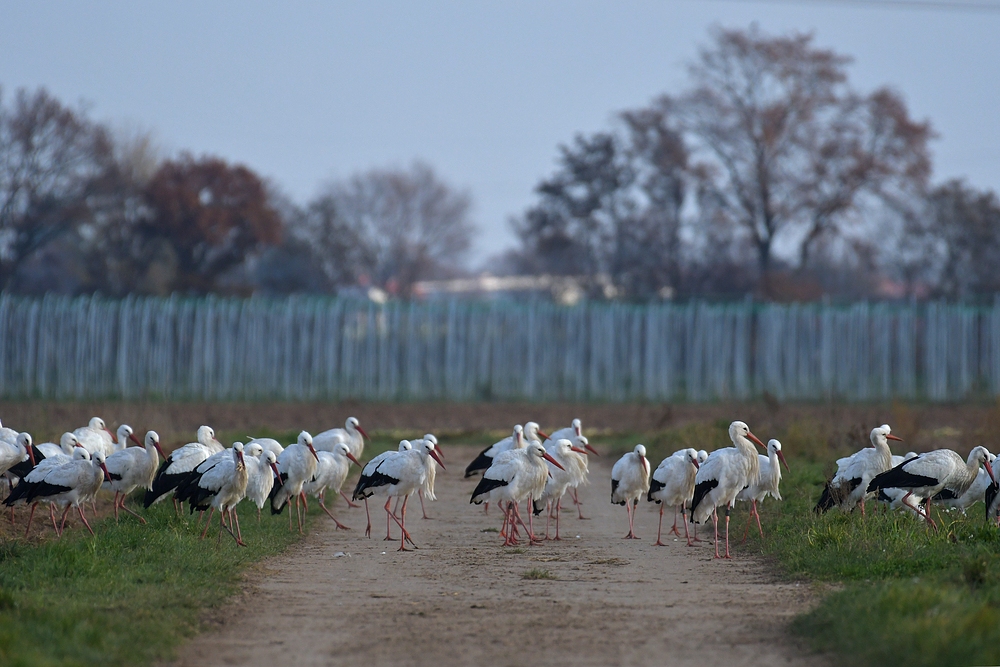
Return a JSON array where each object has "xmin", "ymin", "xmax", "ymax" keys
[
  {"xmin": 681, "ymin": 26, "xmax": 931, "ymax": 292},
  {"xmin": 310, "ymin": 162, "xmax": 474, "ymax": 296},
  {"xmin": 0, "ymin": 87, "xmax": 111, "ymax": 290},
  {"xmin": 925, "ymin": 180, "xmax": 1000, "ymax": 301}
]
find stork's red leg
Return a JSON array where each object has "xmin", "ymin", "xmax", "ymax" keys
[
  {"xmin": 201, "ymin": 507, "xmax": 214, "ymax": 539},
  {"xmin": 340, "ymin": 490, "xmax": 360, "ymax": 509},
  {"xmin": 654, "ymin": 503, "xmax": 666, "ymax": 546},
  {"xmin": 58, "ymin": 504, "xmax": 72, "ymax": 537},
  {"xmin": 23, "ymin": 502, "xmax": 37, "ymax": 539},
  {"xmin": 668, "ymin": 505, "xmax": 681, "ymax": 537},
  {"xmin": 77, "ymin": 505, "xmax": 95, "ymax": 536}
]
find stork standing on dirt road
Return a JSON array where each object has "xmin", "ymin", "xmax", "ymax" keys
[
  {"xmin": 534, "ymin": 438, "xmax": 587, "ymax": 540},
  {"xmin": 647, "ymin": 448, "xmax": 700, "ymax": 546},
  {"xmin": 690, "ymin": 421, "xmax": 766, "ymax": 559},
  {"xmin": 303, "ymin": 441, "xmax": 361, "ymax": 529},
  {"xmin": 867, "ymin": 446, "xmax": 995, "ymax": 529},
  {"xmin": 611, "ymin": 445, "xmax": 650, "ymax": 539},
  {"xmin": 471, "ymin": 441, "xmax": 564, "ymax": 546},
  {"xmin": 353, "ymin": 439, "xmax": 445, "ymax": 551}
]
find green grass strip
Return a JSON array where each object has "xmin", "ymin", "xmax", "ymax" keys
[{"xmin": 0, "ymin": 501, "xmax": 305, "ymax": 667}]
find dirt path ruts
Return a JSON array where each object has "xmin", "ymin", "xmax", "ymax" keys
[{"xmin": 171, "ymin": 447, "xmax": 823, "ymax": 667}]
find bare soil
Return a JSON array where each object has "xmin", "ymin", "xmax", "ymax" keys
[{"xmin": 169, "ymin": 446, "xmax": 824, "ymax": 667}]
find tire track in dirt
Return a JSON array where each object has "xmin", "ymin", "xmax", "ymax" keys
[{"xmin": 171, "ymin": 447, "xmax": 824, "ymax": 667}]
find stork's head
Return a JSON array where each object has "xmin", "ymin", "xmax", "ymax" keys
[
  {"xmin": 232, "ymin": 441, "xmax": 246, "ymax": 467},
  {"xmin": 347, "ymin": 416, "xmax": 369, "ymax": 442},
  {"xmin": 198, "ymin": 425, "xmax": 220, "ymax": 447},
  {"xmin": 697, "ymin": 450, "xmax": 709, "ymax": 465},
  {"xmin": 336, "ymin": 441, "xmax": 362, "ymax": 467},
  {"xmin": 972, "ymin": 446, "xmax": 996, "ymax": 485},
  {"xmin": 685, "ymin": 448, "xmax": 700, "ymax": 470},
  {"xmin": 266, "ymin": 450, "xmax": 280, "ymax": 478},
  {"xmin": 93, "ymin": 450, "xmax": 110, "ymax": 480},
  {"xmin": 529, "ymin": 441, "xmax": 564, "ymax": 471},
  {"xmin": 246, "ymin": 442, "xmax": 264, "ymax": 459},
  {"xmin": 768, "ymin": 439, "xmax": 790, "ymax": 471},
  {"xmin": 872, "ymin": 424, "xmax": 903, "ymax": 447},
  {"xmin": 576, "ymin": 435, "xmax": 599, "ymax": 456},
  {"xmin": 298, "ymin": 431, "xmax": 318, "ymax": 461},
  {"xmin": 513, "ymin": 424, "xmax": 524, "ymax": 447},
  {"xmin": 146, "ymin": 431, "xmax": 166, "ymax": 462},
  {"xmin": 524, "ymin": 421, "xmax": 549, "ymax": 442},
  {"xmin": 572, "ymin": 418, "xmax": 582, "ymax": 437},
  {"xmin": 730, "ymin": 421, "xmax": 766, "ymax": 450},
  {"xmin": 16, "ymin": 433, "xmax": 34, "ymax": 466},
  {"xmin": 119, "ymin": 424, "xmax": 142, "ymax": 448},
  {"xmin": 74, "ymin": 447, "xmax": 92, "ymax": 461},
  {"xmin": 422, "ymin": 440, "xmax": 446, "ymax": 469},
  {"xmin": 59, "ymin": 432, "xmax": 79, "ymax": 453}
]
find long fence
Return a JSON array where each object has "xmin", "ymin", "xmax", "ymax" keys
[{"xmin": 0, "ymin": 294, "xmax": 997, "ymax": 402}]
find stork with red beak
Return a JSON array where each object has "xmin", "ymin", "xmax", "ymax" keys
[
  {"xmin": 647, "ymin": 448, "xmax": 701, "ymax": 546},
  {"xmin": 814, "ymin": 425, "xmax": 903, "ymax": 516},
  {"xmin": 269, "ymin": 431, "xmax": 321, "ymax": 533},
  {"xmin": 611, "ymin": 445, "xmax": 651, "ymax": 539},
  {"xmin": 736, "ymin": 439, "xmax": 790, "ymax": 542},
  {"xmin": 690, "ymin": 421, "xmax": 768, "ymax": 559}
]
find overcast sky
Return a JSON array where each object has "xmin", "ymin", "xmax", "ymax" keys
[{"xmin": 3, "ymin": 1, "xmax": 999, "ymax": 264}]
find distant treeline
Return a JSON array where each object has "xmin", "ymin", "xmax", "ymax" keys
[{"xmin": 1, "ymin": 26, "xmax": 998, "ymax": 302}]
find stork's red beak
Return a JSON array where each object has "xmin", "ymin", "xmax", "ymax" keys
[
  {"xmin": 154, "ymin": 442, "xmax": 167, "ymax": 461},
  {"xmin": 570, "ymin": 446, "xmax": 587, "ymax": 454},
  {"xmin": 986, "ymin": 460, "xmax": 996, "ymax": 486},
  {"xmin": 308, "ymin": 444, "xmax": 319, "ymax": 461},
  {"xmin": 585, "ymin": 443, "xmax": 600, "ymax": 456},
  {"xmin": 747, "ymin": 432, "xmax": 766, "ymax": 449},
  {"xmin": 777, "ymin": 450, "xmax": 790, "ymax": 472},
  {"xmin": 537, "ymin": 430, "xmax": 550, "ymax": 441},
  {"xmin": 270, "ymin": 461, "xmax": 282, "ymax": 483},
  {"xmin": 692, "ymin": 458, "xmax": 700, "ymax": 470},
  {"xmin": 430, "ymin": 448, "xmax": 446, "ymax": 470},
  {"xmin": 346, "ymin": 452, "xmax": 361, "ymax": 467},
  {"xmin": 129, "ymin": 433, "xmax": 143, "ymax": 447},
  {"xmin": 104, "ymin": 427, "xmax": 114, "ymax": 438},
  {"xmin": 887, "ymin": 434, "xmax": 903, "ymax": 442},
  {"xmin": 100, "ymin": 462, "xmax": 110, "ymax": 481},
  {"xmin": 357, "ymin": 426, "xmax": 370, "ymax": 442},
  {"xmin": 27, "ymin": 446, "xmax": 36, "ymax": 467},
  {"xmin": 543, "ymin": 451, "xmax": 565, "ymax": 471}
]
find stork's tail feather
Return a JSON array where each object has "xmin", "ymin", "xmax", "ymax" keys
[
  {"xmin": 986, "ymin": 482, "xmax": 999, "ymax": 522},
  {"xmin": 647, "ymin": 477, "xmax": 665, "ymax": 502},
  {"xmin": 814, "ymin": 483, "xmax": 836, "ymax": 514},
  {"xmin": 689, "ymin": 478, "xmax": 719, "ymax": 521},
  {"xmin": 464, "ymin": 447, "xmax": 494, "ymax": 478}
]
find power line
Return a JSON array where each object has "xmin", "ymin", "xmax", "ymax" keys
[{"xmin": 704, "ymin": 0, "xmax": 1000, "ymax": 13}]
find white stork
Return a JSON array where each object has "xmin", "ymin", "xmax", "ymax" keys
[
  {"xmin": 411, "ymin": 433, "xmax": 441, "ymax": 519},
  {"xmin": 814, "ymin": 425, "xmax": 902, "ymax": 516},
  {"xmin": 313, "ymin": 416, "xmax": 369, "ymax": 459},
  {"xmin": 465, "ymin": 424, "xmax": 525, "ymax": 478},
  {"xmin": 611, "ymin": 445, "xmax": 651, "ymax": 539},
  {"xmin": 533, "ymin": 439, "xmax": 585, "ymax": 540},
  {"xmin": 736, "ymin": 439, "xmax": 789, "ymax": 541},
  {"xmin": 0, "ymin": 432, "xmax": 36, "ymax": 479},
  {"xmin": 355, "ymin": 440, "xmax": 412, "ymax": 539},
  {"xmin": 9, "ymin": 448, "xmax": 108, "ymax": 538},
  {"xmin": 246, "ymin": 437, "xmax": 284, "ymax": 460},
  {"xmin": 353, "ymin": 439, "xmax": 445, "ymax": 551},
  {"xmin": 244, "ymin": 444, "xmax": 281, "ymax": 521},
  {"xmin": 145, "ymin": 425, "xmax": 224, "ymax": 508},
  {"xmin": 0, "ymin": 419, "xmax": 18, "ymax": 444},
  {"xmin": 73, "ymin": 417, "xmax": 115, "ymax": 457},
  {"xmin": 546, "ymin": 418, "xmax": 583, "ymax": 443},
  {"xmin": 934, "ymin": 452, "xmax": 996, "ymax": 514},
  {"xmin": 303, "ymin": 441, "xmax": 361, "ymax": 529},
  {"xmin": 184, "ymin": 442, "xmax": 250, "ymax": 545},
  {"xmin": 690, "ymin": 421, "xmax": 767, "ymax": 559},
  {"xmin": 470, "ymin": 441, "xmax": 563, "ymax": 546},
  {"xmin": 647, "ymin": 448, "xmax": 700, "ymax": 546},
  {"xmin": 103, "ymin": 430, "xmax": 166, "ymax": 523},
  {"xmin": 35, "ymin": 432, "xmax": 79, "ymax": 462},
  {"xmin": 867, "ymin": 446, "xmax": 995, "ymax": 529},
  {"xmin": 269, "ymin": 431, "xmax": 320, "ymax": 533}
]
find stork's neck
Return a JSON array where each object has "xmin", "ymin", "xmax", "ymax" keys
[
  {"xmin": 734, "ymin": 436, "xmax": 760, "ymax": 485},
  {"xmin": 872, "ymin": 436, "xmax": 893, "ymax": 470},
  {"xmin": 767, "ymin": 451, "xmax": 781, "ymax": 485}
]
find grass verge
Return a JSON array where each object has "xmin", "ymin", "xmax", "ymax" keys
[{"xmin": 0, "ymin": 492, "xmax": 309, "ymax": 666}]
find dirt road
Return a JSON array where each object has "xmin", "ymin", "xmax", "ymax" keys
[{"xmin": 172, "ymin": 447, "xmax": 822, "ymax": 667}]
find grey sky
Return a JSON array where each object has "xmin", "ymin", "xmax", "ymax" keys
[{"xmin": 3, "ymin": 1, "xmax": 999, "ymax": 264}]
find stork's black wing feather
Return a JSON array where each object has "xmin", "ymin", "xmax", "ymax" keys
[
  {"xmin": 464, "ymin": 446, "xmax": 494, "ymax": 478},
  {"xmin": 469, "ymin": 475, "xmax": 508, "ymax": 504},
  {"xmin": 647, "ymin": 477, "xmax": 665, "ymax": 503},
  {"xmin": 867, "ymin": 466, "xmax": 938, "ymax": 494},
  {"xmin": 689, "ymin": 479, "xmax": 719, "ymax": 517}
]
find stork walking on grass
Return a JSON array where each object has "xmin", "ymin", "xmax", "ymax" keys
[
  {"xmin": 736, "ymin": 439, "xmax": 789, "ymax": 542},
  {"xmin": 867, "ymin": 446, "xmax": 995, "ymax": 529},
  {"xmin": 182, "ymin": 442, "xmax": 250, "ymax": 546},
  {"xmin": 244, "ymin": 445, "xmax": 281, "ymax": 521},
  {"xmin": 814, "ymin": 425, "xmax": 902, "ymax": 516},
  {"xmin": 689, "ymin": 421, "xmax": 766, "ymax": 559},
  {"xmin": 145, "ymin": 425, "xmax": 224, "ymax": 509}
]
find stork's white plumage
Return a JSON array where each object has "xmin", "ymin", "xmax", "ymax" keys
[
  {"xmin": 546, "ymin": 434, "xmax": 592, "ymax": 519},
  {"xmin": 244, "ymin": 445, "xmax": 281, "ymax": 520},
  {"xmin": 12, "ymin": 448, "xmax": 108, "ymax": 537},
  {"xmin": 815, "ymin": 425, "xmax": 902, "ymax": 516},
  {"xmin": 353, "ymin": 439, "xmax": 445, "ymax": 550},
  {"xmin": 690, "ymin": 421, "xmax": 766, "ymax": 559},
  {"xmin": 313, "ymin": 416, "xmax": 369, "ymax": 459},
  {"xmin": 184, "ymin": 442, "xmax": 250, "ymax": 545},
  {"xmin": 611, "ymin": 445, "xmax": 650, "ymax": 539},
  {"xmin": 36, "ymin": 433, "xmax": 79, "ymax": 461},
  {"xmin": 354, "ymin": 440, "xmax": 412, "ymax": 538},
  {"xmin": 647, "ymin": 448, "xmax": 700, "ymax": 546},
  {"xmin": 0, "ymin": 419, "xmax": 19, "ymax": 444},
  {"xmin": 464, "ymin": 424, "xmax": 525, "ymax": 478},
  {"xmin": 470, "ymin": 441, "xmax": 563, "ymax": 546},
  {"xmin": 73, "ymin": 417, "xmax": 115, "ymax": 457},
  {"xmin": 533, "ymin": 439, "xmax": 585, "ymax": 540},
  {"xmin": 303, "ymin": 441, "xmax": 361, "ymax": 529},
  {"xmin": 546, "ymin": 418, "xmax": 583, "ymax": 444},
  {"xmin": 867, "ymin": 445, "xmax": 995, "ymax": 529},
  {"xmin": 736, "ymin": 439, "xmax": 789, "ymax": 541},
  {"xmin": 103, "ymin": 430, "xmax": 165, "ymax": 523},
  {"xmin": 270, "ymin": 431, "xmax": 320, "ymax": 533},
  {"xmin": 111, "ymin": 424, "xmax": 139, "ymax": 454},
  {"xmin": 411, "ymin": 433, "xmax": 441, "ymax": 519},
  {"xmin": 247, "ymin": 437, "xmax": 284, "ymax": 460},
  {"xmin": 145, "ymin": 425, "xmax": 223, "ymax": 508},
  {"xmin": 0, "ymin": 432, "xmax": 35, "ymax": 478}
]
